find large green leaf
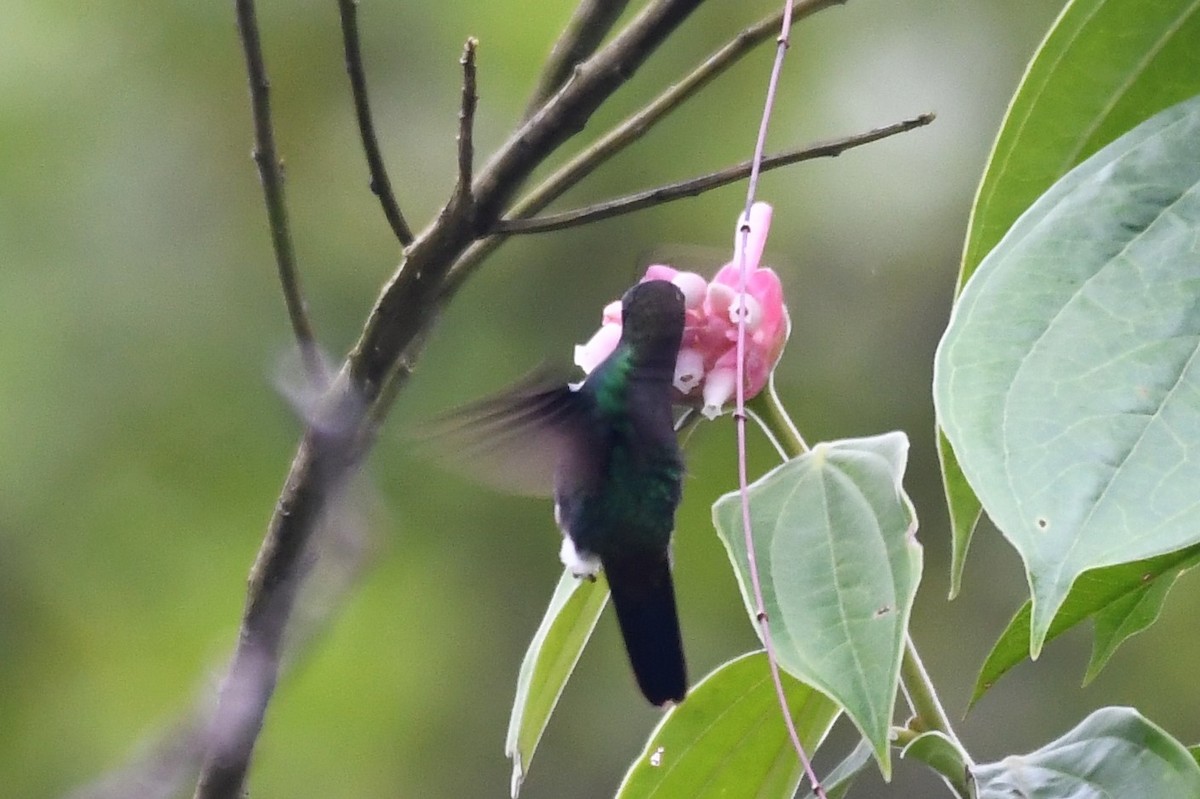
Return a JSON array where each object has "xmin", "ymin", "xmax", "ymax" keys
[
  {"xmin": 962, "ymin": 0, "xmax": 1200, "ymax": 283},
  {"xmin": 943, "ymin": 0, "xmax": 1200, "ymax": 591},
  {"xmin": 970, "ymin": 544, "xmax": 1200, "ymax": 707},
  {"xmin": 615, "ymin": 652, "xmax": 838, "ymax": 799},
  {"xmin": 712, "ymin": 432, "xmax": 921, "ymax": 777},
  {"xmin": 935, "ymin": 94, "xmax": 1200, "ymax": 653},
  {"xmin": 972, "ymin": 707, "xmax": 1200, "ymax": 798},
  {"xmin": 505, "ymin": 569, "xmax": 608, "ymax": 797}
]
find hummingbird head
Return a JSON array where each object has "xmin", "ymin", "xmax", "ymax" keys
[{"xmin": 620, "ymin": 280, "xmax": 686, "ymax": 369}]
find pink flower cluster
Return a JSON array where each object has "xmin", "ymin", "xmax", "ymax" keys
[{"xmin": 574, "ymin": 202, "xmax": 789, "ymax": 419}]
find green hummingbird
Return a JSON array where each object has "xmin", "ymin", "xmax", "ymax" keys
[{"xmin": 442, "ymin": 279, "xmax": 689, "ymax": 705}]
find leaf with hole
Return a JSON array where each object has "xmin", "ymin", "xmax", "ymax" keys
[
  {"xmin": 712, "ymin": 432, "xmax": 921, "ymax": 777},
  {"xmin": 615, "ymin": 652, "xmax": 838, "ymax": 799},
  {"xmin": 942, "ymin": 0, "xmax": 1200, "ymax": 591},
  {"xmin": 936, "ymin": 94, "xmax": 1200, "ymax": 653}
]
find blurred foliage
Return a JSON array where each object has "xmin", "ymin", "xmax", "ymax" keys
[{"xmin": 4, "ymin": 1, "xmax": 1199, "ymax": 798}]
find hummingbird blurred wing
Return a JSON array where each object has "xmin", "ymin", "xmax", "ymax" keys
[{"xmin": 421, "ymin": 368, "xmax": 600, "ymax": 498}]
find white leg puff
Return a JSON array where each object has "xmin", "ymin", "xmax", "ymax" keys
[{"xmin": 559, "ymin": 535, "xmax": 601, "ymax": 578}]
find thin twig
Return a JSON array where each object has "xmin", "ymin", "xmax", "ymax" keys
[
  {"xmin": 457, "ymin": 39, "xmax": 479, "ymax": 206},
  {"xmin": 442, "ymin": 0, "xmax": 844, "ymax": 289},
  {"xmin": 235, "ymin": 0, "xmax": 323, "ymax": 381},
  {"xmin": 491, "ymin": 114, "xmax": 933, "ymax": 235},
  {"xmin": 734, "ymin": 2, "xmax": 826, "ymax": 796},
  {"xmin": 524, "ymin": 0, "xmax": 631, "ymax": 120},
  {"xmin": 337, "ymin": 0, "xmax": 414, "ymax": 246}
]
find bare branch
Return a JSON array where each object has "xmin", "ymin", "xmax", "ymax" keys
[
  {"xmin": 528, "ymin": 0, "xmax": 845, "ymax": 215},
  {"xmin": 192, "ymin": 418, "xmax": 361, "ymax": 799},
  {"xmin": 457, "ymin": 38, "xmax": 479, "ymax": 204},
  {"xmin": 337, "ymin": 0, "xmax": 414, "ymax": 246},
  {"xmin": 441, "ymin": 0, "xmax": 845, "ymax": 291},
  {"xmin": 523, "ymin": 0, "xmax": 631, "ymax": 120},
  {"xmin": 490, "ymin": 114, "xmax": 935, "ymax": 235},
  {"xmin": 196, "ymin": 4, "xmax": 710, "ymax": 796},
  {"xmin": 468, "ymin": 0, "xmax": 706, "ymax": 229},
  {"xmin": 235, "ymin": 0, "xmax": 322, "ymax": 381}
]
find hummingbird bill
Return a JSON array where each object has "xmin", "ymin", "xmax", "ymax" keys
[{"xmin": 438, "ymin": 280, "xmax": 689, "ymax": 706}]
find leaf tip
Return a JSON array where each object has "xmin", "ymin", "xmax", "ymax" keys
[{"xmin": 509, "ymin": 759, "xmax": 523, "ymax": 798}]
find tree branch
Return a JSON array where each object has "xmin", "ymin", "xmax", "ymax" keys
[
  {"xmin": 352, "ymin": 0, "xmax": 706, "ymax": 401},
  {"xmin": 337, "ymin": 0, "xmax": 414, "ymax": 246},
  {"xmin": 523, "ymin": 0, "xmax": 631, "ymax": 120},
  {"xmin": 467, "ymin": 0, "xmax": 705, "ymax": 229},
  {"xmin": 235, "ymin": 0, "xmax": 322, "ymax": 381},
  {"xmin": 491, "ymin": 114, "xmax": 934, "ymax": 234},
  {"xmin": 195, "ymin": 4, "xmax": 710, "ymax": 796},
  {"xmin": 439, "ymin": 0, "xmax": 845, "ymax": 293}
]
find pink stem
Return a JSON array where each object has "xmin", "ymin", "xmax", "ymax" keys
[{"xmin": 734, "ymin": 2, "xmax": 827, "ymax": 797}]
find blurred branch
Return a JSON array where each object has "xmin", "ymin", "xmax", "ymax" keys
[
  {"xmin": 492, "ymin": 114, "xmax": 935, "ymax": 234},
  {"xmin": 196, "ymin": 2, "xmax": 707, "ymax": 797},
  {"xmin": 440, "ymin": 0, "xmax": 844, "ymax": 292},
  {"xmin": 73, "ymin": 490, "xmax": 373, "ymax": 799},
  {"xmin": 523, "ymin": 0, "xmax": 630, "ymax": 120},
  {"xmin": 234, "ymin": 0, "xmax": 323, "ymax": 381},
  {"xmin": 337, "ymin": 0, "xmax": 414, "ymax": 246}
]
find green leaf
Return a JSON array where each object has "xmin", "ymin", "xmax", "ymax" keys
[
  {"xmin": 712, "ymin": 432, "xmax": 922, "ymax": 777},
  {"xmin": 972, "ymin": 707, "xmax": 1200, "ymax": 798},
  {"xmin": 615, "ymin": 652, "xmax": 838, "ymax": 799},
  {"xmin": 798, "ymin": 738, "xmax": 874, "ymax": 799},
  {"xmin": 935, "ymin": 94, "xmax": 1200, "ymax": 653},
  {"xmin": 941, "ymin": 0, "xmax": 1200, "ymax": 592},
  {"xmin": 1190, "ymin": 745, "xmax": 1200, "ymax": 769},
  {"xmin": 971, "ymin": 544, "xmax": 1200, "ymax": 707},
  {"xmin": 938, "ymin": 428, "xmax": 981, "ymax": 599},
  {"xmin": 962, "ymin": 0, "xmax": 1200, "ymax": 288},
  {"xmin": 505, "ymin": 569, "xmax": 608, "ymax": 798},
  {"xmin": 901, "ymin": 731, "xmax": 972, "ymax": 799},
  {"xmin": 1084, "ymin": 566, "xmax": 1183, "ymax": 684}
]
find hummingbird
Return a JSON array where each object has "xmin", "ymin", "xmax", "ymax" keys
[{"xmin": 439, "ymin": 279, "xmax": 689, "ymax": 705}]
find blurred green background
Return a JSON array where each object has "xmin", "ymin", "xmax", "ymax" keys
[{"xmin": 4, "ymin": 1, "xmax": 1198, "ymax": 797}]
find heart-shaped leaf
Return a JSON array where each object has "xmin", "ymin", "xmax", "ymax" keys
[{"xmin": 712, "ymin": 432, "xmax": 921, "ymax": 776}]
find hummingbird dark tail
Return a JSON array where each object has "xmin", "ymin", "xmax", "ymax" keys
[{"xmin": 603, "ymin": 553, "xmax": 687, "ymax": 706}]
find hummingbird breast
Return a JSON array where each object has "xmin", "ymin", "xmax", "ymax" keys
[{"xmin": 555, "ymin": 422, "xmax": 683, "ymax": 564}]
